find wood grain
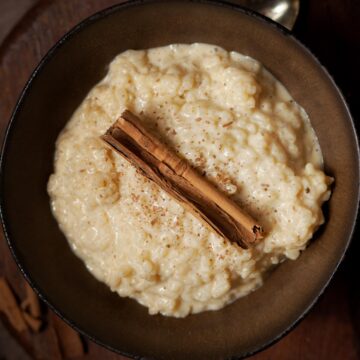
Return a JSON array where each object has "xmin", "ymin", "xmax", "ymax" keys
[
  {"xmin": 0, "ymin": 0, "xmax": 37, "ymax": 44},
  {"xmin": 0, "ymin": 0, "xmax": 359, "ymax": 359}
]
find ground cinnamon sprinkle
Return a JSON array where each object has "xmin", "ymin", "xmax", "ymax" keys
[{"xmin": 222, "ymin": 121, "xmax": 234, "ymax": 127}]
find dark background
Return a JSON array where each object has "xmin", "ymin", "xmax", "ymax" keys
[{"xmin": 0, "ymin": 0, "xmax": 359, "ymax": 359}]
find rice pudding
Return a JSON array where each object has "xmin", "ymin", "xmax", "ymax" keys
[{"xmin": 48, "ymin": 44, "xmax": 332, "ymax": 317}]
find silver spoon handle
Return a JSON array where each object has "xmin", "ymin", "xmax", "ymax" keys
[{"xmin": 232, "ymin": 0, "xmax": 300, "ymax": 30}]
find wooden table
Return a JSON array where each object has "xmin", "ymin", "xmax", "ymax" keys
[{"xmin": 0, "ymin": 1, "xmax": 359, "ymax": 359}]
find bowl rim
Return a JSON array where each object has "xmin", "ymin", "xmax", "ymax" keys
[{"xmin": 1, "ymin": 0, "xmax": 359, "ymax": 359}]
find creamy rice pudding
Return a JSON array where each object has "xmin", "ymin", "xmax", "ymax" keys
[{"xmin": 48, "ymin": 44, "xmax": 332, "ymax": 317}]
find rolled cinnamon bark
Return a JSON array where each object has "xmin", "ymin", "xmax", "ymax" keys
[
  {"xmin": 101, "ymin": 110, "xmax": 263, "ymax": 249},
  {"xmin": 0, "ymin": 277, "xmax": 27, "ymax": 333}
]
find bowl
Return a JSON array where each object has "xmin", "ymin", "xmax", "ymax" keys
[{"xmin": 1, "ymin": 1, "xmax": 359, "ymax": 359}]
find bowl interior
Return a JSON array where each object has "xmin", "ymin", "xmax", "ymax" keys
[{"xmin": 1, "ymin": 1, "xmax": 359, "ymax": 359}]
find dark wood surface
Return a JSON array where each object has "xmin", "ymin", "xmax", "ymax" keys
[
  {"xmin": 0, "ymin": 0, "xmax": 36, "ymax": 44},
  {"xmin": 0, "ymin": 1, "xmax": 359, "ymax": 359}
]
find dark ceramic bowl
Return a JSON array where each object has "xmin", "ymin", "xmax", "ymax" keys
[{"xmin": 1, "ymin": 1, "xmax": 359, "ymax": 359}]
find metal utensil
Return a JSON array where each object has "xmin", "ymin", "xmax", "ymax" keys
[{"xmin": 236, "ymin": 0, "xmax": 300, "ymax": 30}]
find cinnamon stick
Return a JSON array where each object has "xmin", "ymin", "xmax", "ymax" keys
[
  {"xmin": 52, "ymin": 313, "xmax": 84, "ymax": 358},
  {"xmin": 22, "ymin": 311, "xmax": 42, "ymax": 332},
  {"xmin": 102, "ymin": 110, "xmax": 263, "ymax": 248},
  {"xmin": 0, "ymin": 277, "xmax": 27, "ymax": 333},
  {"xmin": 21, "ymin": 282, "xmax": 42, "ymax": 332},
  {"xmin": 21, "ymin": 282, "xmax": 41, "ymax": 318}
]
